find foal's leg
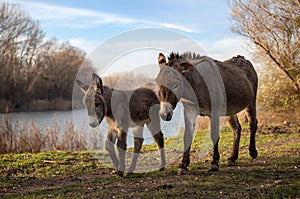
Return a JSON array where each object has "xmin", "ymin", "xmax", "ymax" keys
[
  {"xmin": 105, "ymin": 128, "xmax": 119, "ymax": 171},
  {"xmin": 178, "ymin": 105, "xmax": 197, "ymax": 175},
  {"xmin": 227, "ymin": 115, "xmax": 242, "ymax": 166},
  {"xmin": 128, "ymin": 126, "xmax": 144, "ymax": 174},
  {"xmin": 147, "ymin": 115, "xmax": 166, "ymax": 171},
  {"xmin": 116, "ymin": 128, "xmax": 128, "ymax": 177},
  {"xmin": 246, "ymin": 103, "xmax": 258, "ymax": 159},
  {"xmin": 209, "ymin": 114, "xmax": 220, "ymax": 171}
]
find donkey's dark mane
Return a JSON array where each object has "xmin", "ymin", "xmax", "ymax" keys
[
  {"xmin": 181, "ymin": 51, "xmax": 203, "ymax": 60},
  {"xmin": 168, "ymin": 51, "xmax": 203, "ymax": 62},
  {"xmin": 168, "ymin": 52, "xmax": 180, "ymax": 60}
]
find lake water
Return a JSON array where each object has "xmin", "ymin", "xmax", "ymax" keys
[{"xmin": 1, "ymin": 103, "xmax": 184, "ymax": 148}]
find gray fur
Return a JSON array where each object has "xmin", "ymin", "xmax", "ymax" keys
[{"xmin": 76, "ymin": 73, "xmax": 166, "ymax": 176}]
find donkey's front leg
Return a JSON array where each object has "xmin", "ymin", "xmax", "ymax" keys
[
  {"xmin": 105, "ymin": 129, "xmax": 119, "ymax": 171},
  {"xmin": 128, "ymin": 126, "xmax": 144, "ymax": 174},
  {"xmin": 116, "ymin": 129, "xmax": 127, "ymax": 177},
  {"xmin": 209, "ymin": 114, "xmax": 220, "ymax": 171},
  {"xmin": 178, "ymin": 105, "xmax": 197, "ymax": 175}
]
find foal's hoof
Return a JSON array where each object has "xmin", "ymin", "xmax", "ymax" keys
[
  {"xmin": 250, "ymin": 149, "xmax": 258, "ymax": 159},
  {"xmin": 177, "ymin": 167, "xmax": 188, "ymax": 175},
  {"xmin": 126, "ymin": 172, "xmax": 134, "ymax": 177},
  {"xmin": 227, "ymin": 159, "xmax": 236, "ymax": 166},
  {"xmin": 111, "ymin": 169, "xmax": 118, "ymax": 175},
  {"xmin": 209, "ymin": 164, "xmax": 219, "ymax": 172},
  {"xmin": 159, "ymin": 167, "xmax": 165, "ymax": 171}
]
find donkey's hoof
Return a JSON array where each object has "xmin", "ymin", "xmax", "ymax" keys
[
  {"xmin": 209, "ymin": 164, "xmax": 219, "ymax": 172},
  {"xmin": 250, "ymin": 149, "xmax": 258, "ymax": 159},
  {"xmin": 117, "ymin": 170, "xmax": 124, "ymax": 177},
  {"xmin": 177, "ymin": 167, "xmax": 188, "ymax": 175},
  {"xmin": 227, "ymin": 159, "xmax": 236, "ymax": 166},
  {"xmin": 159, "ymin": 167, "xmax": 165, "ymax": 171}
]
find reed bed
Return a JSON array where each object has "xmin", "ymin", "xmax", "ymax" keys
[{"xmin": 0, "ymin": 113, "xmax": 104, "ymax": 154}]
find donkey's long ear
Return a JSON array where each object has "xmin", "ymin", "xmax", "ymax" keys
[
  {"xmin": 158, "ymin": 53, "xmax": 167, "ymax": 69},
  {"xmin": 176, "ymin": 57, "xmax": 194, "ymax": 73},
  {"xmin": 92, "ymin": 73, "xmax": 103, "ymax": 93},
  {"xmin": 76, "ymin": 79, "xmax": 89, "ymax": 94}
]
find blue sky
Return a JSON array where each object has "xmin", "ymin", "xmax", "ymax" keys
[{"xmin": 7, "ymin": 0, "xmax": 252, "ymax": 75}]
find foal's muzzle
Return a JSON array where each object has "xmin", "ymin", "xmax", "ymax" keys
[
  {"xmin": 161, "ymin": 112, "xmax": 172, "ymax": 121},
  {"xmin": 88, "ymin": 114, "xmax": 105, "ymax": 128}
]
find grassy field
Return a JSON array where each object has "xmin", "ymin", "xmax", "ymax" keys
[{"xmin": 0, "ymin": 123, "xmax": 299, "ymax": 198}]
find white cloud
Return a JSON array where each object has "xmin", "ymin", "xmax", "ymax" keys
[
  {"xmin": 200, "ymin": 37, "xmax": 253, "ymax": 61},
  {"xmin": 157, "ymin": 23, "xmax": 197, "ymax": 33},
  {"xmin": 68, "ymin": 38, "xmax": 99, "ymax": 54},
  {"xmin": 10, "ymin": 0, "xmax": 197, "ymax": 33}
]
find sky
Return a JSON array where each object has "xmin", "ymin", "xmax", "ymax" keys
[{"xmin": 6, "ymin": 0, "xmax": 252, "ymax": 76}]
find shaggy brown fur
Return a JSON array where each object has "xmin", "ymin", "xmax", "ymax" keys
[{"xmin": 156, "ymin": 52, "xmax": 258, "ymax": 174}]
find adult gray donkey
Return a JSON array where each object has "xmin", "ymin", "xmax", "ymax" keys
[{"xmin": 155, "ymin": 52, "xmax": 258, "ymax": 175}]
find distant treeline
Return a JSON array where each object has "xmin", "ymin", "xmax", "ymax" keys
[
  {"xmin": 102, "ymin": 72, "xmax": 155, "ymax": 90},
  {"xmin": 0, "ymin": 2, "xmax": 95, "ymax": 112}
]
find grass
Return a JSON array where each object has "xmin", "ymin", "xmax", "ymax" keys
[{"xmin": 0, "ymin": 122, "xmax": 299, "ymax": 198}]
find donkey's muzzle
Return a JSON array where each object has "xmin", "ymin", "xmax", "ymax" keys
[
  {"xmin": 159, "ymin": 102, "xmax": 173, "ymax": 121},
  {"xmin": 89, "ymin": 115, "xmax": 100, "ymax": 128}
]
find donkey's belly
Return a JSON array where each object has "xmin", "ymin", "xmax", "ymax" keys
[
  {"xmin": 199, "ymin": 100, "xmax": 251, "ymax": 116},
  {"xmin": 225, "ymin": 104, "xmax": 250, "ymax": 116},
  {"xmin": 128, "ymin": 118, "xmax": 150, "ymax": 128}
]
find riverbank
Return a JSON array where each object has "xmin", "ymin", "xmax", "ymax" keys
[{"xmin": 0, "ymin": 98, "xmax": 74, "ymax": 113}]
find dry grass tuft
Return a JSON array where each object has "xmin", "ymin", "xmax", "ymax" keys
[{"xmin": 0, "ymin": 113, "xmax": 104, "ymax": 154}]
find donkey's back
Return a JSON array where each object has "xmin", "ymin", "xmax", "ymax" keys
[{"xmin": 214, "ymin": 56, "xmax": 258, "ymax": 115}]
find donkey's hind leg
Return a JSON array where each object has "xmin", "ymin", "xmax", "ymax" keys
[
  {"xmin": 105, "ymin": 128, "xmax": 119, "ymax": 172},
  {"xmin": 147, "ymin": 115, "xmax": 166, "ymax": 171},
  {"xmin": 227, "ymin": 114, "xmax": 242, "ymax": 166},
  {"xmin": 128, "ymin": 126, "xmax": 144, "ymax": 174},
  {"xmin": 246, "ymin": 103, "xmax": 258, "ymax": 159}
]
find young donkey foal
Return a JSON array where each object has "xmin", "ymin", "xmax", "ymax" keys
[
  {"xmin": 76, "ymin": 73, "xmax": 166, "ymax": 176},
  {"xmin": 156, "ymin": 52, "xmax": 258, "ymax": 175}
]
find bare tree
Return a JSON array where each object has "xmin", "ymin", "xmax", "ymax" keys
[
  {"xmin": 0, "ymin": 2, "xmax": 95, "ymax": 112},
  {"xmin": 231, "ymin": 0, "xmax": 300, "ymax": 92},
  {"xmin": 34, "ymin": 40, "xmax": 89, "ymax": 100},
  {"xmin": 0, "ymin": 2, "xmax": 45, "ymax": 108}
]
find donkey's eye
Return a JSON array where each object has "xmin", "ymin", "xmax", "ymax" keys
[{"xmin": 95, "ymin": 104, "xmax": 103, "ymax": 110}]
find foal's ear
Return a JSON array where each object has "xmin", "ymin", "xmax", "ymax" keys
[
  {"xmin": 158, "ymin": 53, "xmax": 167, "ymax": 69},
  {"xmin": 76, "ymin": 79, "xmax": 89, "ymax": 94},
  {"xmin": 176, "ymin": 57, "xmax": 194, "ymax": 73},
  {"xmin": 92, "ymin": 73, "xmax": 103, "ymax": 93}
]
